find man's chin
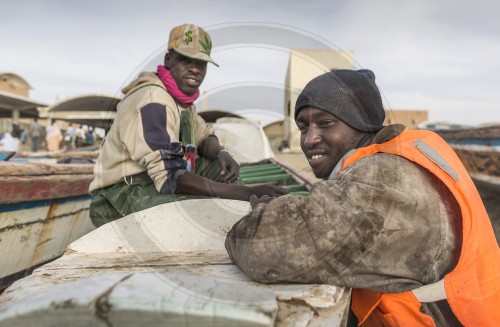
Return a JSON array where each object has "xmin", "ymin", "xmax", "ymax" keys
[
  {"xmin": 181, "ymin": 89, "xmax": 197, "ymax": 95},
  {"xmin": 180, "ymin": 85, "xmax": 199, "ymax": 95},
  {"xmin": 312, "ymin": 168, "xmax": 330, "ymax": 180}
]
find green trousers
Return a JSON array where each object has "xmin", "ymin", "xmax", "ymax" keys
[{"xmin": 89, "ymin": 157, "xmax": 233, "ymax": 227}]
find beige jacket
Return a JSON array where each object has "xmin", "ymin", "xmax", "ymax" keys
[{"xmin": 89, "ymin": 72, "xmax": 212, "ymax": 193}]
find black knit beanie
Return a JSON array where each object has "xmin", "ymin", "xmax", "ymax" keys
[{"xmin": 294, "ymin": 69, "xmax": 385, "ymax": 132}]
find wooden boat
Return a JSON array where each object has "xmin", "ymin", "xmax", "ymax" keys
[
  {"xmin": 0, "ymin": 117, "xmax": 348, "ymax": 325},
  {"xmin": 434, "ymin": 124, "xmax": 500, "ymax": 185},
  {"xmin": 11, "ymin": 145, "xmax": 99, "ymax": 164},
  {"xmin": 432, "ymin": 124, "xmax": 500, "ymax": 243},
  {"xmin": 0, "ymin": 160, "xmax": 337, "ymax": 325},
  {"xmin": 0, "ymin": 162, "xmax": 95, "ymax": 290}
]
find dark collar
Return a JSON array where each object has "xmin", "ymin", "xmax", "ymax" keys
[{"xmin": 356, "ymin": 124, "xmax": 406, "ymax": 148}]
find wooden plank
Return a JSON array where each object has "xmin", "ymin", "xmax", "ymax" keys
[
  {"xmin": 0, "ymin": 273, "xmax": 128, "ymax": 327},
  {"xmin": 0, "ymin": 269, "xmax": 350, "ymax": 327},
  {"xmin": 436, "ymin": 124, "xmax": 500, "ymax": 140},
  {"xmin": 47, "ymin": 151, "xmax": 98, "ymax": 159},
  {"xmin": 0, "ymin": 162, "xmax": 93, "ymax": 176},
  {"xmin": 0, "ymin": 175, "xmax": 93, "ymax": 203}
]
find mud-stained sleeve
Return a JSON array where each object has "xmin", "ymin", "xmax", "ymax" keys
[
  {"xmin": 225, "ymin": 194, "xmax": 327, "ymax": 283},
  {"xmin": 124, "ymin": 102, "xmax": 186, "ymax": 193},
  {"xmin": 226, "ymin": 154, "xmax": 455, "ymax": 292},
  {"xmin": 224, "ymin": 180, "xmax": 392, "ymax": 286}
]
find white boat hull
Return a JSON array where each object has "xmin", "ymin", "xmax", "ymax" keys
[
  {"xmin": 0, "ymin": 195, "xmax": 95, "ymax": 282},
  {"xmin": 0, "ymin": 199, "xmax": 350, "ymax": 326}
]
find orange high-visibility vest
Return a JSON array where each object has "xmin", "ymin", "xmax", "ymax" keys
[{"xmin": 341, "ymin": 128, "xmax": 500, "ymax": 326}]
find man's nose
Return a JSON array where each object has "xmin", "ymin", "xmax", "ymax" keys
[
  {"xmin": 187, "ymin": 65, "xmax": 200, "ymax": 74},
  {"xmin": 303, "ymin": 126, "xmax": 321, "ymax": 148},
  {"xmin": 188, "ymin": 62, "xmax": 204, "ymax": 74}
]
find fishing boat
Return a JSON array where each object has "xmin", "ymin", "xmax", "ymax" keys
[
  {"xmin": 10, "ymin": 144, "xmax": 99, "ymax": 164},
  {"xmin": 429, "ymin": 123, "xmax": 500, "ymax": 243},
  {"xmin": 0, "ymin": 161, "xmax": 95, "ymax": 290},
  {"xmin": 430, "ymin": 124, "xmax": 500, "ymax": 186},
  {"xmin": 0, "ymin": 117, "xmax": 349, "ymax": 325}
]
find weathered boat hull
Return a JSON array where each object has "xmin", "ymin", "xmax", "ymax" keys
[
  {"xmin": 0, "ymin": 195, "xmax": 94, "ymax": 285},
  {"xmin": 435, "ymin": 125, "xmax": 500, "ymax": 185},
  {"xmin": 0, "ymin": 199, "xmax": 350, "ymax": 326},
  {"xmin": 0, "ymin": 124, "xmax": 337, "ymax": 326},
  {"xmin": 446, "ymin": 142, "xmax": 500, "ymax": 185},
  {"xmin": 0, "ymin": 162, "xmax": 95, "ymax": 287},
  {"xmin": 434, "ymin": 125, "xmax": 500, "ymax": 243}
]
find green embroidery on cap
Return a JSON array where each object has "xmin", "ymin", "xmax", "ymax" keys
[
  {"xmin": 184, "ymin": 30, "xmax": 193, "ymax": 44},
  {"xmin": 199, "ymin": 35, "xmax": 212, "ymax": 55}
]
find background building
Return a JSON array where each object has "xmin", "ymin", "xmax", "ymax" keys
[
  {"xmin": 45, "ymin": 95, "xmax": 119, "ymax": 131},
  {"xmin": 385, "ymin": 110, "xmax": 428, "ymax": 129},
  {"xmin": 263, "ymin": 120, "xmax": 285, "ymax": 151},
  {"xmin": 283, "ymin": 49, "xmax": 354, "ymax": 152},
  {"xmin": 0, "ymin": 72, "xmax": 46, "ymax": 133}
]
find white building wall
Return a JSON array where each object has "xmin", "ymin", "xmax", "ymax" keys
[{"xmin": 284, "ymin": 49, "xmax": 354, "ymax": 152}]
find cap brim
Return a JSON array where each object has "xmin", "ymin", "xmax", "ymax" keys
[{"xmin": 173, "ymin": 48, "xmax": 219, "ymax": 67}]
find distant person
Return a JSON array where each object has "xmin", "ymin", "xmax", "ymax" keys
[
  {"xmin": 84, "ymin": 127, "xmax": 95, "ymax": 146},
  {"xmin": 89, "ymin": 23, "xmax": 287, "ymax": 228},
  {"xmin": 11, "ymin": 123, "xmax": 22, "ymax": 140},
  {"xmin": 29, "ymin": 117, "xmax": 44, "ymax": 152},
  {"xmin": 226, "ymin": 69, "xmax": 500, "ymax": 326},
  {"xmin": 64, "ymin": 123, "xmax": 75, "ymax": 149},
  {"xmin": 20, "ymin": 129, "xmax": 27, "ymax": 145},
  {"xmin": 45, "ymin": 120, "xmax": 63, "ymax": 151},
  {"xmin": 74, "ymin": 125, "xmax": 85, "ymax": 148}
]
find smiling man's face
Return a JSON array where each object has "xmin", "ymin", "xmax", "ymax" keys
[
  {"xmin": 296, "ymin": 107, "xmax": 366, "ymax": 179},
  {"xmin": 165, "ymin": 51, "xmax": 207, "ymax": 95}
]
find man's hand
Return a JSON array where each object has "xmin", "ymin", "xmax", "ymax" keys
[
  {"xmin": 176, "ymin": 172, "xmax": 289, "ymax": 202},
  {"xmin": 249, "ymin": 186, "xmax": 289, "ymax": 208},
  {"xmin": 198, "ymin": 136, "xmax": 239, "ymax": 182},
  {"xmin": 218, "ymin": 150, "xmax": 239, "ymax": 183},
  {"xmin": 249, "ymin": 185, "xmax": 289, "ymax": 198},
  {"xmin": 250, "ymin": 194, "xmax": 274, "ymax": 208}
]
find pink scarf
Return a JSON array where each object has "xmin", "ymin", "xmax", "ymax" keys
[{"xmin": 157, "ymin": 65, "xmax": 200, "ymax": 107}]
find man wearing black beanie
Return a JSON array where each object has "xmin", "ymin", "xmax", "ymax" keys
[
  {"xmin": 295, "ymin": 69, "xmax": 385, "ymax": 133},
  {"xmin": 293, "ymin": 69, "xmax": 387, "ymax": 179},
  {"xmin": 227, "ymin": 69, "xmax": 499, "ymax": 326}
]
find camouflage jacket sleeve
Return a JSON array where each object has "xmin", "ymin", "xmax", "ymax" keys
[{"xmin": 225, "ymin": 153, "xmax": 461, "ymax": 293}]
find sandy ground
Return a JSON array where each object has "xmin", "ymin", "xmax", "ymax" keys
[{"xmin": 275, "ymin": 152, "xmax": 500, "ymax": 244}]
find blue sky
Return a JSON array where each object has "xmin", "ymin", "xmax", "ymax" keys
[{"xmin": 2, "ymin": 0, "xmax": 499, "ymax": 126}]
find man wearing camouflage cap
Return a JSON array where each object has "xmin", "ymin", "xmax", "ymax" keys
[
  {"xmin": 89, "ymin": 23, "xmax": 287, "ymax": 227},
  {"xmin": 226, "ymin": 69, "xmax": 500, "ymax": 326}
]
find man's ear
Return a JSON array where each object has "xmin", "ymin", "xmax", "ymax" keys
[{"xmin": 164, "ymin": 52, "xmax": 170, "ymax": 68}]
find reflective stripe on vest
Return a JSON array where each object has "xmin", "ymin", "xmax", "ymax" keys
[{"xmin": 411, "ymin": 279, "xmax": 446, "ymax": 302}]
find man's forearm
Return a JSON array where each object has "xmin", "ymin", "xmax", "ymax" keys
[
  {"xmin": 175, "ymin": 172, "xmax": 249, "ymax": 200},
  {"xmin": 197, "ymin": 136, "xmax": 223, "ymax": 161}
]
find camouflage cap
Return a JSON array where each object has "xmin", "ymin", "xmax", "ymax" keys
[{"xmin": 168, "ymin": 23, "xmax": 219, "ymax": 67}]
